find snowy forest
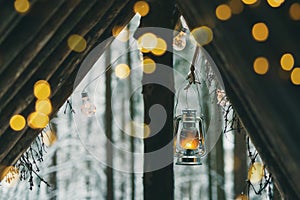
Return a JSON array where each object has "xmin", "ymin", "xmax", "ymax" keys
[{"xmin": 0, "ymin": 15, "xmax": 279, "ymax": 200}]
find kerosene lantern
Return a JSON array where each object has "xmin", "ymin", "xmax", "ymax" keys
[{"xmin": 174, "ymin": 65, "xmax": 206, "ymax": 165}]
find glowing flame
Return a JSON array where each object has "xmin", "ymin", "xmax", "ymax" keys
[{"xmin": 180, "ymin": 138, "xmax": 199, "ymax": 150}]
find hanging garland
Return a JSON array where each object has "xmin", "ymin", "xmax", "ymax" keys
[{"xmin": 218, "ymin": 90, "xmax": 274, "ymax": 199}]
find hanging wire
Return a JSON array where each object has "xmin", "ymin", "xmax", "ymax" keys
[
  {"xmin": 81, "ymin": 38, "xmax": 137, "ymax": 93},
  {"xmin": 64, "ymin": 98, "xmax": 75, "ymax": 114}
]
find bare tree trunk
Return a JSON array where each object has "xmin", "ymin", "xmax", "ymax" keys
[
  {"xmin": 216, "ymin": 136, "xmax": 225, "ymax": 200},
  {"xmin": 207, "ymin": 152, "xmax": 213, "ymax": 200},
  {"xmin": 85, "ymin": 118, "xmax": 92, "ymax": 200},
  {"xmin": 234, "ymin": 132, "xmax": 247, "ymax": 197},
  {"xmin": 127, "ymin": 44, "xmax": 136, "ymax": 200},
  {"xmin": 105, "ymin": 49, "xmax": 114, "ymax": 200},
  {"xmin": 138, "ymin": 0, "xmax": 175, "ymax": 199},
  {"xmin": 48, "ymin": 122, "xmax": 57, "ymax": 200}
]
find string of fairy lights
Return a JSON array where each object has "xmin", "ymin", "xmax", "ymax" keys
[
  {"xmin": 217, "ymin": 90, "xmax": 273, "ymax": 200},
  {"xmin": 3, "ymin": 0, "xmax": 299, "ymax": 198}
]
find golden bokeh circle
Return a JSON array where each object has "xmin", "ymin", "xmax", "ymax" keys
[
  {"xmin": 112, "ymin": 25, "xmax": 124, "ymax": 37},
  {"xmin": 35, "ymin": 99, "xmax": 52, "ymax": 115},
  {"xmin": 280, "ymin": 53, "xmax": 294, "ymax": 71},
  {"xmin": 253, "ymin": 57, "xmax": 269, "ymax": 75},
  {"xmin": 140, "ymin": 33, "xmax": 158, "ymax": 50},
  {"xmin": 191, "ymin": 26, "xmax": 213, "ymax": 46},
  {"xmin": 137, "ymin": 36, "xmax": 150, "ymax": 53},
  {"xmin": 133, "ymin": 1, "xmax": 150, "ymax": 17},
  {"xmin": 10, "ymin": 114, "xmax": 26, "ymax": 131},
  {"xmin": 216, "ymin": 4, "xmax": 232, "ymax": 21},
  {"xmin": 252, "ymin": 22, "xmax": 269, "ymax": 42},
  {"xmin": 142, "ymin": 58, "xmax": 156, "ymax": 74},
  {"xmin": 34, "ymin": 80, "xmax": 51, "ymax": 99},
  {"xmin": 27, "ymin": 112, "xmax": 49, "ymax": 129},
  {"xmin": 67, "ymin": 34, "xmax": 87, "ymax": 53},
  {"xmin": 267, "ymin": 0, "xmax": 284, "ymax": 8},
  {"xmin": 242, "ymin": 0, "xmax": 257, "ymax": 5},
  {"xmin": 112, "ymin": 26, "xmax": 129, "ymax": 42},
  {"xmin": 151, "ymin": 38, "xmax": 167, "ymax": 56},
  {"xmin": 115, "ymin": 64, "xmax": 130, "ymax": 79},
  {"xmin": 291, "ymin": 68, "xmax": 300, "ymax": 85},
  {"xmin": 14, "ymin": 0, "xmax": 30, "ymax": 13},
  {"xmin": 289, "ymin": 3, "xmax": 300, "ymax": 21}
]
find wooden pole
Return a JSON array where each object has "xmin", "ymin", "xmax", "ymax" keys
[{"xmin": 137, "ymin": 0, "xmax": 175, "ymax": 199}]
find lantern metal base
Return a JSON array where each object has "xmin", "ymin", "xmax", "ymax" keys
[
  {"xmin": 176, "ymin": 155, "xmax": 202, "ymax": 165},
  {"xmin": 176, "ymin": 150, "xmax": 202, "ymax": 165}
]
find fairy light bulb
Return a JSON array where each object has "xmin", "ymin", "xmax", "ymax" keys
[
  {"xmin": 173, "ymin": 28, "xmax": 187, "ymax": 51},
  {"xmin": 81, "ymin": 92, "xmax": 96, "ymax": 117},
  {"xmin": 248, "ymin": 162, "xmax": 264, "ymax": 184}
]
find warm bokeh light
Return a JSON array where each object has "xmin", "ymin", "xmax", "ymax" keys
[
  {"xmin": 191, "ymin": 26, "xmax": 213, "ymax": 46},
  {"xmin": 43, "ymin": 130, "xmax": 57, "ymax": 147},
  {"xmin": 267, "ymin": 0, "xmax": 284, "ymax": 8},
  {"xmin": 252, "ymin": 22, "xmax": 269, "ymax": 42},
  {"xmin": 291, "ymin": 68, "xmax": 300, "ymax": 85},
  {"xmin": 142, "ymin": 58, "xmax": 156, "ymax": 74},
  {"xmin": 0, "ymin": 166, "xmax": 19, "ymax": 187},
  {"xmin": 228, "ymin": 0, "xmax": 244, "ymax": 14},
  {"xmin": 14, "ymin": 0, "xmax": 30, "ymax": 13},
  {"xmin": 27, "ymin": 112, "xmax": 49, "ymax": 129},
  {"xmin": 140, "ymin": 33, "xmax": 157, "ymax": 50},
  {"xmin": 248, "ymin": 162, "xmax": 264, "ymax": 184},
  {"xmin": 112, "ymin": 26, "xmax": 129, "ymax": 42},
  {"xmin": 10, "ymin": 114, "xmax": 26, "ymax": 131},
  {"xmin": 35, "ymin": 99, "xmax": 52, "ymax": 115},
  {"xmin": 133, "ymin": 1, "xmax": 150, "ymax": 17},
  {"xmin": 137, "ymin": 36, "xmax": 151, "ymax": 53},
  {"xmin": 253, "ymin": 57, "xmax": 269, "ymax": 75},
  {"xmin": 143, "ymin": 124, "xmax": 151, "ymax": 138},
  {"xmin": 216, "ymin": 4, "xmax": 232, "ymax": 21},
  {"xmin": 112, "ymin": 25, "xmax": 124, "ymax": 37},
  {"xmin": 115, "ymin": 64, "xmax": 130, "ymax": 79},
  {"xmin": 125, "ymin": 121, "xmax": 151, "ymax": 138},
  {"xmin": 151, "ymin": 38, "xmax": 167, "ymax": 56},
  {"xmin": 67, "ymin": 34, "xmax": 87, "ymax": 53},
  {"xmin": 235, "ymin": 194, "xmax": 249, "ymax": 200},
  {"xmin": 280, "ymin": 53, "xmax": 294, "ymax": 71},
  {"xmin": 34, "ymin": 80, "xmax": 51, "ymax": 99},
  {"xmin": 242, "ymin": 0, "xmax": 257, "ymax": 5},
  {"xmin": 289, "ymin": 3, "xmax": 300, "ymax": 21},
  {"xmin": 180, "ymin": 138, "xmax": 199, "ymax": 150}
]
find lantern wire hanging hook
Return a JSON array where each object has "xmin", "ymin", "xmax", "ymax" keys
[
  {"xmin": 184, "ymin": 46, "xmax": 201, "ymax": 90},
  {"xmin": 174, "ymin": 45, "xmax": 203, "ymax": 116}
]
